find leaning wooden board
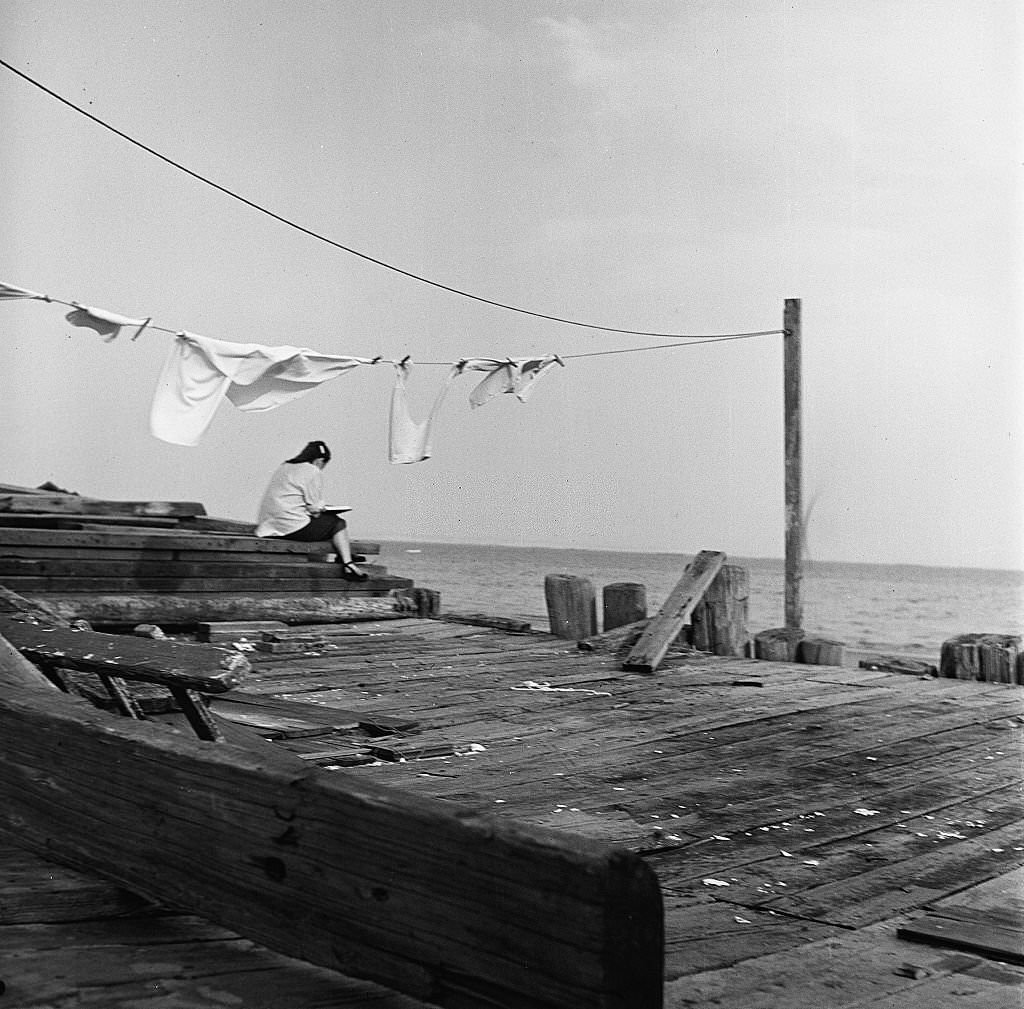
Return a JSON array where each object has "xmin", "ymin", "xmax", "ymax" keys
[
  {"xmin": 0, "ymin": 680, "xmax": 664, "ymax": 1009},
  {"xmin": 622, "ymin": 551, "xmax": 725, "ymax": 673}
]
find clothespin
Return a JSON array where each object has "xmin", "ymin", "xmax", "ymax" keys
[
  {"xmin": 455, "ymin": 358, "xmax": 468, "ymax": 373},
  {"xmin": 130, "ymin": 317, "xmax": 152, "ymax": 341},
  {"xmin": 399, "ymin": 355, "xmax": 411, "ymax": 367},
  {"xmin": 553, "ymin": 354, "xmax": 565, "ymax": 367},
  {"xmin": 370, "ymin": 356, "xmax": 382, "ymax": 364}
]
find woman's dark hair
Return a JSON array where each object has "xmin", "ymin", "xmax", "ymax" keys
[{"xmin": 286, "ymin": 440, "xmax": 331, "ymax": 465}]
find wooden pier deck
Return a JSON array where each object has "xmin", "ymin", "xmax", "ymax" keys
[{"xmin": 3, "ymin": 616, "xmax": 1023, "ymax": 1007}]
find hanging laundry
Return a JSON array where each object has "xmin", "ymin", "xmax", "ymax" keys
[
  {"xmin": 388, "ymin": 361, "xmax": 460, "ymax": 464},
  {"xmin": 461, "ymin": 355, "xmax": 564, "ymax": 408},
  {"xmin": 0, "ymin": 281, "xmax": 47, "ymax": 301},
  {"xmin": 150, "ymin": 332, "xmax": 372, "ymax": 446},
  {"xmin": 66, "ymin": 303, "xmax": 151, "ymax": 341}
]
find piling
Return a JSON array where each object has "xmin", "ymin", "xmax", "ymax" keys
[
  {"xmin": 602, "ymin": 582, "xmax": 646, "ymax": 632},
  {"xmin": 545, "ymin": 574, "xmax": 597, "ymax": 640}
]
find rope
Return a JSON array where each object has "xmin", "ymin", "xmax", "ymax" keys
[
  {"xmin": 1, "ymin": 56, "xmax": 779, "ymax": 342},
  {"xmin": 16, "ymin": 287, "xmax": 781, "ymax": 364}
]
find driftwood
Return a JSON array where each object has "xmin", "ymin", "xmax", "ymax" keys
[
  {"xmin": 858, "ymin": 655, "xmax": 938, "ymax": 677},
  {"xmin": 0, "ymin": 680, "xmax": 664, "ymax": 1009},
  {"xmin": 622, "ymin": 551, "xmax": 725, "ymax": 673}
]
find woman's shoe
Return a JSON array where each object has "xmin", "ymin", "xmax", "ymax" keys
[{"xmin": 340, "ymin": 562, "xmax": 369, "ymax": 582}]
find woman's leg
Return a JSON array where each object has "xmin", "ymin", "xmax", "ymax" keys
[{"xmin": 331, "ymin": 519, "xmax": 364, "ymax": 574}]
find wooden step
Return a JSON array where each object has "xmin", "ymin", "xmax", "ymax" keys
[
  {"xmin": 0, "ymin": 575, "xmax": 408, "ymax": 594},
  {"xmin": 0, "ymin": 558, "xmax": 388, "ymax": 579},
  {"xmin": 0, "ymin": 527, "xmax": 380, "ymax": 556}
]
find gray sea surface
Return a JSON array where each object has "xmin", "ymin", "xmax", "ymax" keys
[{"xmin": 377, "ymin": 541, "xmax": 1024, "ymax": 661}]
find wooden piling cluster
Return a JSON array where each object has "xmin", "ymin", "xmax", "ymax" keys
[
  {"xmin": 546, "ymin": 552, "xmax": 752, "ymax": 670},
  {"xmin": 940, "ymin": 633, "xmax": 1024, "ymax": 685}
]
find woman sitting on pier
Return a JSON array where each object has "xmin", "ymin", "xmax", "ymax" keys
[{"xmin": 255, "ymin": 440, "xmax": 367, "ymax": 581}]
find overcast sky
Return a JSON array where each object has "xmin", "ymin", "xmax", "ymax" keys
[{"xmin": 1, "ymin": 2, "xmax": 1020, "ymax": 569}]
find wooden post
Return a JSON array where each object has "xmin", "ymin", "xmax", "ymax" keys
[
  {"xmin": 545, "ymin": 574, "xmax": 597, "ymax": 640},
  {"xmin": 784, "ymin": 298, "xmax": 803, "ymax": 631},
  {"xmin": 603, "ymin": 583, "xmax": 646, "ymax": 632},
  {"xmin": 689, "ymin": 565, "xmax": 749, "ymax": 657}
]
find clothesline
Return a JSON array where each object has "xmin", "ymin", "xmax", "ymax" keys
[
  {"xmin": 0, "ymin": 280, "xmax": 782, "ymax": 363},
  {"xmin": 1, "ymin": 54, "xmax": 782, "ymax": 342},
  {"xmin": 2, "ymin": 278, "xmax": 783, "ymax": 462}
]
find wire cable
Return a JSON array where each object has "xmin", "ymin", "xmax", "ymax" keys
[
  {"xmin": 1, "ymin": 56, "xmax": 780, "ymax": 342},
  {"xmin": 17, "ymin": 285, "xmax": 780, "ymax": 364}
]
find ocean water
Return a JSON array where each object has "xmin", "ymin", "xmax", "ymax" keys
[{"xmin": 377, "ymin": 541, "xmax": 1024, "ymax": 661}]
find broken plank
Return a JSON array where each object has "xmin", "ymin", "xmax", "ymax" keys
[
  {"xmin": 207, "ymin": 692, "xmax": 420, "ymax": 735},
  {"xmin": 622, "ymin": 550, "xmax": 726, "ymax": 673},
  {"xmin": 0, "ymin": 617, "xmax": 246, "ymax": 693}
]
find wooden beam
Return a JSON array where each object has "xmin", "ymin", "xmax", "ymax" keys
[
  {"xmin": 0, "ymin": 527, "xmax": 377, "ymax": 555},
  {"xmin": 0, "ymin": 684, "xmax": 664, "ymax": 1009},
  {"xmin": 0, "ymin": 494, "xmax": 207, "ymax": 517},
  {"xmin": 621, "ymin": 551, "xmax": 725, "ymax": 673},
  {"xmin": 784, "ymin": 297, "xmax": 803, "ymax": 630},
  {"xmin": 21, "ymin": 593, "xmax": 412, "ymax": 626}
]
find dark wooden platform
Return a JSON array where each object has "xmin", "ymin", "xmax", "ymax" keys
[
  {"xmin": 0, "ymin": 486, "xmax": 413, "ymax": 624},
  {"xmin": 4, "ymin": 617, "xmax": 1023, "ymax": 1007}
]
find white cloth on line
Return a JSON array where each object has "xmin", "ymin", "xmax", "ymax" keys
[
  {"xmin": 255, "ymin": 461, "xmax": 327, "ymax": 537},
  {"xmin": 388, "ymin": 361, "xmax": 459, "ymax": 464},
  {"xmin": 66, "ymin": 303, "xmax": 150, "ymax": 341},
  {"xmin": 150, "ymin": 332, "xmax": 371, "ymax": 446},
  {"xmin": 461, "ymin": 355, "xmax": 564, "ymax": 408}
]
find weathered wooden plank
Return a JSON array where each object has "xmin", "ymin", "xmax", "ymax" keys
[
  {"xmin": 197, "ymin": 620, "xmax": 290, "ymax": 642},
  {"xmin": 0, "ymin": 843, "xmax": 149, "ymax": 924},
  {"xmin": 208, "ymin": 692, "xmax": 420, "ymax": 735},
  {"xmin": 859, "ymin": 655, "xmax": 939, "ymax": 676},
  {"xmin": 0, "ymin": 574, "xmax": 405, "ymax": 593},
  {"xmin": 0, "ymin": 919, "xmax": 441, "ymax": 1008},
  {"xmin": 0, "ymin": 541, "xmax": 380, "ymax": 560},
  {"xmin": 0, "ymin": 527, "xmax": 367, "ymax": 555},
  {"xmin": 0, "ymin": 494, "xmax": 207, "ymax": 517},
  {"xmin": 0, "ymin": 684, "xmax": 664, "ymax": 1009},
  {"xmin": 622, "ymin": 551, "xmax": 726, "ymax": 673},
  {"xmin": 0, "ymin": 513, "xmax": 183, "ymax": 529},
  {"xmin": 929, "ymin": 865, "xmax": 1024, "ymax": 924},
  {"xmin": 28, "ymin": 593, "xmax": 413, "ymax": 625},
  {"xmin": 0, "ymin": 558, "xmax": 373, "ymax": 579},
  {"xmin": 0, "ymin": 616, "xmax": 246, "ymax": 692},
  {"xmin": 898, "ymin": 914, "xmax": 1024, "ymax": 965}
]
